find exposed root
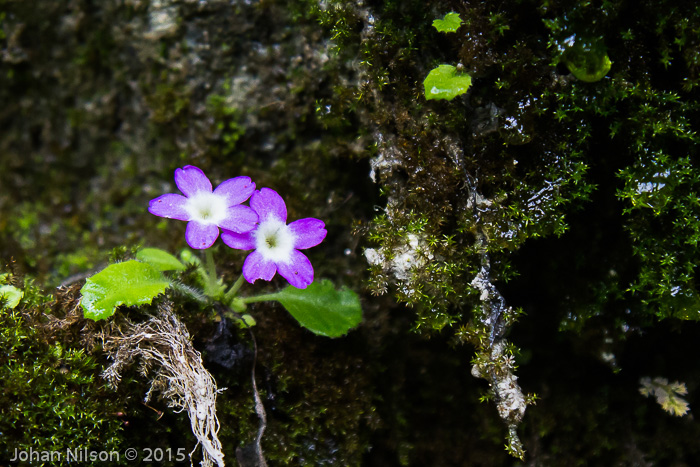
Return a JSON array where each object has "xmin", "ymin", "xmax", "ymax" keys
[
  {"xmin": 215, "ymin": 304, "xmax": 268, "ymax": 467},
  {"xmin": 101, "ymin": 302, "xmax": 225, "ymax": 467}
]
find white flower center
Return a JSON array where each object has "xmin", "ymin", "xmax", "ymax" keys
[
  {"xmin": 254, "ymin": 217, "xmax": 295, "ymax": 264},
  {"xmin": 184, "ymin": 191, "xmax": 228, "ymax": 225}
]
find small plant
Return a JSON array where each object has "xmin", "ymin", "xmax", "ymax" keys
[
  {"xmin": 432, "ymin": 12, "xmax": 463, "ymax": 34},
  {"xmin": 424, "ymin": 13, "xmax": 472, "ymax": 101},
  {"xmin": 80, "ymin": 165, "xmax": 362, "ymax": 337},
  {"xmin": 78, "ymin": 165, "xmax": 363, "ymax": 465}
]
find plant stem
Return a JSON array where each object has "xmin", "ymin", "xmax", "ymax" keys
[
  {"xmin": 205, "ymin": 249, "xmax": 217, "ymax": 281},
  {"xmin": 203, "ymin": 248, "xmax": 223, "ymax": 299},
  {"xmin": 240, "ymin": 292, "xmax": 281, "ymax": 304},
  {"xmin": 170, "ymin": 281, "xmax": 208, "ymax": 303},
  {"xmin": 224, "ymin": 274, "xmax": 246, "ymax": 303}
]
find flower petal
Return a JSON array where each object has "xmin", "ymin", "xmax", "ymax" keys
[
  {"xmin": 213, "ymin": 176, "xmax": 256, "ymax": 206},
  {"xmin": 277, "ymin": 250, "xmax": 314, "ymax": 289},
  {"xmin": 218, "ymin": 205, "xmax": 258, "ymax": 234},
  {"xmin": 148, "ymin": 194, "xmax": 190, "ymax": 221},
  {"xmin": 185, "ymin": 221, "xmax": 219, "ymax": 249},
  {"xmin": 288, "ymin": 218, "xmax": 327, "ymax": 249},
  {"xmin": 221, "ymin": 229, "xmax": 256, "ymax": 250},
  {"xmin": 250, "ymin": 187, "xmax": 287, "ymax": 223},
  {"xmin": 243, "ymin": 250, "xmax": 277, "ymax": 283},
  {"xmin": 175, "ymin": 165, "xmax": 212, "ymax": 197}
]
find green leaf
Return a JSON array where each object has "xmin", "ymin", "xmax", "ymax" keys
[
  {"xmin": 432, "ymin": 12, "xmax": 462, "ymax": 33},
  {"xmin": 136, "ymin": 247, "xmax": 186, "ymax": 272},
  {"xmin": 272, "ymin": 279, "xmax": 362, "ymax": 337},
  {"xmin": 561, "ymin": 37, "xmax": 612, "ymax": 82},
  {"xmin": 234, "ymin": 314, "xmax": 257, "ymax": 329},
  {"xmin": 180, "ymin": 248, "xmax": 203, "ymax": 267},
  {"xmin": 80, "ymin": 260, "xmax": 170, "ymax": 320},
  {"xmin": 0, "ymin": 285, "xmax": 23, "ymax": 309},
  {"xmin": 424, "ymin": 64, "xmax": 472, "ymax": 101}
]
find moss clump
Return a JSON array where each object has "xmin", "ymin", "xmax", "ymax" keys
[
  {"xmin": 540, "ymin": 0, "xmax": 700, "ymax": 323},
  {"xmin": 321, "ymin": 0, "xmax": 700, "ymax": 460},
  {"xmin": 0, "ymin": 277, "xmax": 125, "ymax": 462}
]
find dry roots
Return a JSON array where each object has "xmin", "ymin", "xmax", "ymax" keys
[{"xmin": 102, "ymin": 303, "xmax": 225, "ymax": 467}]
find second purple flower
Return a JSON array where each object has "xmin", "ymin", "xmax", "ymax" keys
[{"xmin": 221, "ymin": 188, "xmax": 327, "ymax": 289}]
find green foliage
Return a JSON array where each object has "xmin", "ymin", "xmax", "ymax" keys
[
  {"xmin": 0, "ymin": 284, "xmax": 23, "ymax": 309},
  {"xmin": 0, "ymin": 307, "xmax": 124, "ymax": 461},
  {"xmin": 262, "ymin": 279, "xmax": 362, "ymax": 337},
  {"xmin": 358, "ymin": 0, "xmax": 700, "ymax": 459},
  {"xmin": 5, "ymin": 0, "xmax": 700, "ymax": 464},
  {"xmin": 180, "ymin": 248, "xmax": 203, "ymax": 268},
  {"xmin": 539, "ymin": 1, "xmax": 700, "ymax": 322},
  {"xmin": 423, "ymin": 64, "xmax": 472, "ymax": 101},
  {"xmin": 206, "ymin": 83, "xmax": 247, "ymax": 159},
  {"xmin": 559, "ymin": 36, "xmax": 612, "ymax": 82},
  {"xmin": 432, "ymin": 12, "xmax": 462, "ymax": 33},
  {"xmin": 618, "ymin": 153, "xmax": 700, "ymax": 319},
  {"xmin": 366, "ymin": 210, "xmax": 476, "ymax": 332},
  {"xmin": 136, "ymin": 247, "xmax": 186, "ymax": 272},
  {"xmin": 80, "ymin": 260, "xmax": 170, "ymax": 320}
]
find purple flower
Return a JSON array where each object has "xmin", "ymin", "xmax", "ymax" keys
[
  {"xmin": 148, "ymin": 165, "xmax": 258, "ymax": 249},
  {"xmin": 221, "ymin": 188, "xmax": 327, "ymax": 289}
]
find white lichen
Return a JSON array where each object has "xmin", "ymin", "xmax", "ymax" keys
[
  {"xmin": 368, "ymin": 131, "xmax": 404, "ymax": 183},
  {"xmin": 468, "ymin": 231, "xmax": 529, "ymax": 459},
  {"xmin": 364, "ymin": 233, "xmax": 432, "ymax": 281},
  {"xmin": 471, "ymin": 341, "xmax": 527, "ymax": 423},
  {"xmin": 639, "ymin": 376, "xmax": 690, "ymax": 417},
  {"xmin": 146, "ymin": 0, "xmax": 180, "ymax": 39}
]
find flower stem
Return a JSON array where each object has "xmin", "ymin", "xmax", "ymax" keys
[
  {"xmin": 203, "ymin": 248, "xmax": 223, "ymax": 299},
  {"xmin": 205, "ymin": 248, "xmax": 217, "ymax": 280},
  {"xmin": 224, "ymin": 274, "xmax": 246, "ymax": 303},
  {"xmin": 240, "ymin": 292, "xmax": 281, "ymax": 304}
]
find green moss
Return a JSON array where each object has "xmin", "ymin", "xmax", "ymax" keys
[
  {"xmin": 0, "ymin": 281, "xmax": 125, "ymax": 461},
  {"xmin": 342, "ymin": 0, "xmax": 700, "ymax": 459},
  {"xmin": 4, "ymin": 0, "xmax": 700, "ymax": 464},
  {"xmin": 198, "ymin": 307, "xmax": 378, "ymax": 465}
]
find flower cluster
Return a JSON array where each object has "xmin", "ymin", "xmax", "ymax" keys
[{"xmin": 149, "ymin": 165, "xmax": 326, "ymax": 289}]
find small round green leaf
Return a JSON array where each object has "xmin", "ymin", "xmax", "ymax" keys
[
  {"xmin": 80, "ymin": 260, "xmax": 170, "ymax": 320},
  {"xmin": 424, "ymin": 64, "xmax": 472, "ymax": 101},
  {"xmin": 561, "ymin": 36, "xmax": 611, "ymax": 82},
  {"xmin": 272, "ymin": 279, "xmax": 362, "ymax": 337},
  {"xmin": 180, "ymin": 248, "xmax": 203, "ymax": 267},
  {"xmin": 432, "ymin": 12, "xmax": 463, "ymax": 33},
  {"xmin": 136, "ymin": 247, "xmax": 186, "ymax": 271},
  {"xmin": 0, "ymin": 285, "xmax": 23, "ymax": 309}
]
